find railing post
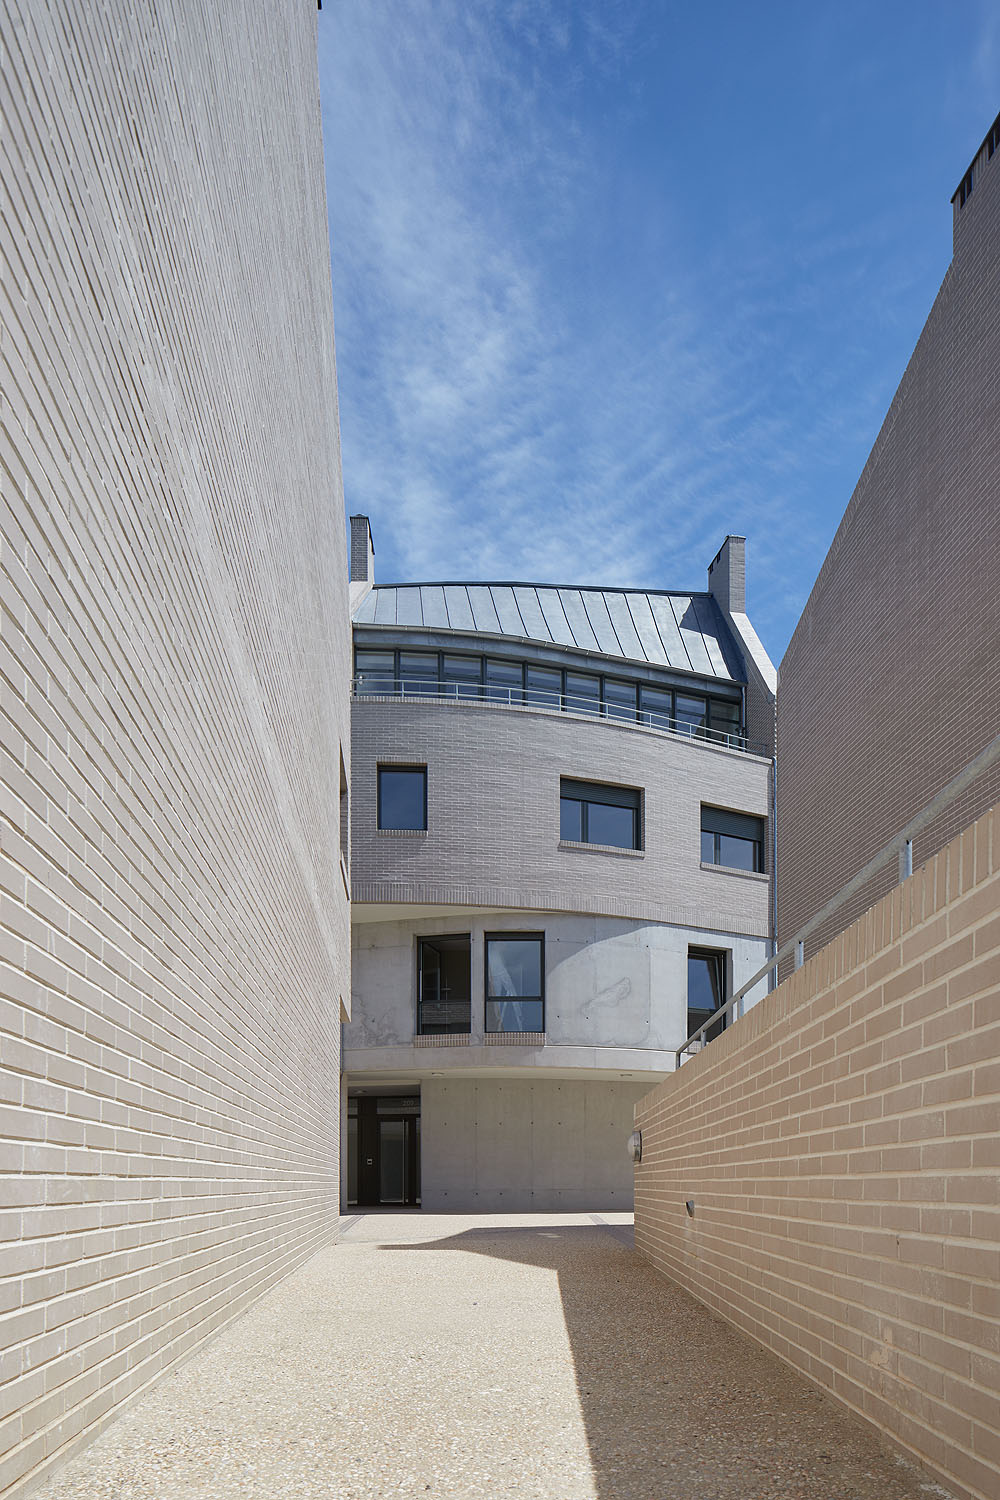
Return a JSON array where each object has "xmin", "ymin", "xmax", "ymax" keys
[{"xmin": 899, "ymin": 839, "xmax": 913, "ymax": 882}]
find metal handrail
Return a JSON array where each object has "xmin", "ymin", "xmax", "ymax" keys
[
  {"xmin": 677, "ymin": 728, "xmax": 1000, "ymax": 1065},
  {"xmin": 353, "ymin": 676, "xmax": 767, "ymax": 757}
]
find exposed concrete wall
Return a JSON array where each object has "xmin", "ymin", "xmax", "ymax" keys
[
  {"xmin": 777, "ymin": 119, "xmax": 1000, "ymax": 962},
  {"xmin": 347, "ymin": 912, "xmax": 770, "ymax": 1061},
  {"xmin": 1, "ymin": 3, "xmax": 350, "ymax": 1492},
  {"xmin": 352, "ymin": 699, "xmax": 771, "ymax": 935},
  {"xmin": 422, "ymin": 1076, "xmax": 646, "ymax": 1211},
  {"xmin": 634, "ymin": 806, "xmax": 1000, "ymax": 1500}
]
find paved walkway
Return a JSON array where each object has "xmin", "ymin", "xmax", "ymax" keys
[{"xmin": 34, "ymin": 1213, "xmax": 953, "ymax": 1500}]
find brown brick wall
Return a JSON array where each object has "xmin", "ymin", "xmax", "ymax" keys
[
  {"xmin": 1, "ymin": 3, "xmax": 350, "ymax": 1493},
  {"xmin": 776, "ymin": 118, "xmax": 1000, "ymax": 961},
  {"xmin": 635, "ymin": 805, "xmax": 1000, "ymax": 1500}
]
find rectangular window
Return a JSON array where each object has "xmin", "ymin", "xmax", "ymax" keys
[
  {"xmin": 398, "ymin": 652, "xmax": 438, "ymax": 695},
  {"xmin": 441, "ymin": 654, "xmax": 483, "ymax": 698},
  {"xmin": 603, "ymin": 678, "xmax": 637, "ymax": 721},
  {"xmin": 701, "ymin": 805, "xmax": 764, "ymax": 872},
  {"xmin": 417, "ymin": 935, "xmax": 471, "ymax": 1034},
  {"xmin": 565, "ymin": 671, "xmax": 601, "ymax": 715},
  {"xmin": 339, "ymin": 747, "xmax": 349, "ymax": 865},
  {"xmin": 355, "ymin": 649, "xmax": 395, "ymax": 695},
  {"xmin": 485, "ymin": 933, "xmax": 544, "ymax": 1033},
  {"xmin": 485, "ymin": 658, "xmax": 523, "ymax": 703},
  {"xmin": 639, "ymin": 684, "xmax": 673, "ymax": 730},
  {"xmin": 377, "ymin": 765, "xmax": 427, "ymax": 830},
  {"xmin": 708, "ymin": 698, "xmax": 742, "ymax": 745},
  {"xmin": 688, "ymin": 947, "xmax": 727, "ymax": 1042},
  {"xmin": 525, "ymin": 664, "xmax": 561, "ymax": 708},
  {"xmin": 560, "ymin": 778, "xmax": 641, "ymax": 850},
  {"xmin": 674, "ymin": 692, "xmax": 707, "ymax": 735}
]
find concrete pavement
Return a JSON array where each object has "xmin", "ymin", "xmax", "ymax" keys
[{"xmin": 29, "ymin": 1212, "xmax": 954, "ymax": 1500}]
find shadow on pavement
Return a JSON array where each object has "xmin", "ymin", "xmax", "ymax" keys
[{"xmin": 378, "ymin": 1222, "xmax": 937, "ymax": 1500}]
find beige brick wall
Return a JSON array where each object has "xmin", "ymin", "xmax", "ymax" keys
[
  {"xmin": 635, "ymin": 806, "xmax": 1000, "ymax": 1500},
  {"xmin": 1, "ymin": 3, "xmax": 350, "ymax": 1493}
]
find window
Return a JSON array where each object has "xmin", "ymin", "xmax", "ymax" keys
[
  {"xmin": 398, "ymin": 652, "xmax": 437, "ymax": 695},
  {"xmin": 560, "ymin": 778, "xmax": 641, "ymax": 850},
  {"xmin": 639, "ymin": 684, "xmax": 672, "ymax": 729},
  {"xmin": 485, "ymin": 658, "xmax": 522, "ymax": 703},
  {"xmin": 485, "ymin": 934, "xmax": 544, "ymax": 1033},
  {"xmin": 709, "ymin": 698, "xmax": 742, "ymax": 745},
  {"xmin": 688, "ymin": 947, "xmax": 726, "ymax": 1042},
  {"xmin": 417, "ymin": 935, "xmax": 471, "ymax": 1034},
  {"xmin": 675, "ymin": 692, "xmax": 707, "ymax": 735},
  {"xmin": 565, "ymin": 671, "xmax": 600, "ymax": 715},
  {"xmin": 339, "ymin": 748, "xmax": 349, "ymax": 865},
  {"xmin": 525, "ymin": 664, "xmax": 561, "ymax": 707},
  {"xmin": 701, "ymin": 805, "xmax": 765, "ymax": 872},
  {"xmin": 353, "ymin": 648, "xmax": 748, "ymax": 749},
  {"xmin": 355, "ymin": 649, "xmax": 394, "ymax": 695},
  {"xmin": 442, "ymin": 654, "xmax": 482, "ymax": 698},
  {"xmin": 377, "ymin": 765, "xmax": 427, "ymax": 830},
  {"xmin": 603, "ymin": 678, "xmax": 637, "ymax": 721}
]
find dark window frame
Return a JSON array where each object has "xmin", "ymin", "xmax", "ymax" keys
[
  {"xmin": 560, "ymin": 778, "xmax": 642, "ymax": 850},
  {"xmin": 377, "ymin": 764, "xmax": 428, "ymax": 831},
  {"xmin": 484, "ymin": 931, "xmax": 545, "ymax": 1034},
  {"xmin": 687, "ymin": 946, "xmax": 728, "ymax": 1042},
  {"xmin": 700, "ymin": 804, "xmax": 765, "ymax": 873},
  {"xmin": 416, "ymin": 933, "xmax": 472, "ymax": 1035}
]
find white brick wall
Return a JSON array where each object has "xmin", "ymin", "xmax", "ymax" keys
[{"xmin": 1, "ymin": 2, "xmax": 350, "ymax": 1492}]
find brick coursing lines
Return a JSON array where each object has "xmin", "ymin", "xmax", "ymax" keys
[
  {"xmin": 635, "ymin": 805, "xmax": 1000, "ymax": 1500},
  {"xmin": 352, "ymin": 699, "xmax": 771, "ymax": 931},
  {"xmin": 1, "ymin": 2, "xmax": 350, "ymax": 1493},
  {"xmin": 776, "ymin": 124, "xmax": 1000, "ymax": 963}
]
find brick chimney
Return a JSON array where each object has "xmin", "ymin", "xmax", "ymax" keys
[
  {"xmin": 350, "ymin": 514, "xmax": 375, "ymax": 584},
  {"xmin": 707, "ymin": 535, "xmax": 745, "ymax": 615}
]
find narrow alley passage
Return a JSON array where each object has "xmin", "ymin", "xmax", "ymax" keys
[{"xmin": 32, "ymin": 1214, "xmax": 952, "ymax": 1500}]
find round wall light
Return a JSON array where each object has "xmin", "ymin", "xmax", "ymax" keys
[{"xmin": 627, "ymin": 1129, "xmax": 642, "ymax": 1163}]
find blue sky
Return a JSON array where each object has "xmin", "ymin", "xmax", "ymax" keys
[{"xmin": 318, "ymin": 2, "xmax": 999, "ymax": 664}]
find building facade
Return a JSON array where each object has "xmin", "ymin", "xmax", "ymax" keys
[
  {"xmin": 777, "ymin": 108, "xmax": 1000, "ymax": 959},
  {"xmin": 345, "ymin": 518, "xmax": 776, "ymax": 1210},
  {"xmin": 1, "ymin": 4, "xmax": 350, "ymax": 1492}
]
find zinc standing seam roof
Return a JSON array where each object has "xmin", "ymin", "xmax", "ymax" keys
[{"xmin": 352, "ymin": 583, "xmax": 742, "ymax": 682}]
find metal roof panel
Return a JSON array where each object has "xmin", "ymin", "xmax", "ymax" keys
[
  {"xmin": 467, "ymin": 585, "xmax": 502, "ymax": 635},
  {"xmin": 442, "ymin": 585, "xmax": 476, "ymax": 632},
  {"xmin": 537, "ymin": 588, "xmax": 577, "ymax": 647},
  {"xmin": 419, "ymin": 585, "xmax": 450, "ymax": 630},
  {"xmin": 373, "ymin": 589, "xmax": 397, "ymax": 625},
  {"xmin": 490, "ymin": 586, "xmax": 527, "ymax": 637},
  {"xmin": 556, "ymin": 590, "xmax": 601, "ymax": 653},
  {"xmin": 580, "ymin": 591, "xmax": 624, "ymax": 656},
  {"xmin": 671, "ymin": 595, "xmax": 714, "ymax": 676},
  {"xmin": 351, "ymin": 583, "xmax": 745, "ymax": 683},
  {"xmin": 603, "ymin": 592, "xmax": 646, "ymax": 660},
  {"xmin": 512, "ymin": 586, "xmax": 553, "ymax": 642},
  {"xmin": 689, "ymin": 594, "xmax": 732, "ymax": 678},
  {"xmin": 624, "ymin": 592, "xmax": 672, "ymax": 668}
]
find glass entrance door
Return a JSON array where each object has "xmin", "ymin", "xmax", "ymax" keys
[{"xmin": 348, "ymin": 1095, "xmax": 421, "ymax": 1207}]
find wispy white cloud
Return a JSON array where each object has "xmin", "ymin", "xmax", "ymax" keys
[{"xmin": 319, "ymin": 1, "xmax": 983, "ymax": 659}]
